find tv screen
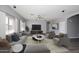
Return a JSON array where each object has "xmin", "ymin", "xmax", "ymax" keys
[{"xmin": 32, "ymin": 25, "xmax": 41, "ymax": 30}]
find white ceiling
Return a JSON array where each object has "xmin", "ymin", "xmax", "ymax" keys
[{"xmin": 10, "ymin": 5, "xmax": 79, "ymax": 21}]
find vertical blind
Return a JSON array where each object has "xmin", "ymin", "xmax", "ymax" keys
[{"xmin": 5, "ymin": 15, "xmax": 18, "ymax": 34}]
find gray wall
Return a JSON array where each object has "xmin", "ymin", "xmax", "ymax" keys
[
  {"xmin": 0, "ymin": 11, "xmax": 6, "ymax": 38},
  {"xmin": 48, "ymin": 22, "xmax": 59, "ymax": 35},
  {"xmin": 59, "ymin": 21, "xmax": 67, "ymax": 34},
  {"xmin": 26, "ymin": 20, "xmax": 47, "ymax": 33},
  {"xmin": 67, "ymin": 14, "xmax": 79, "ymax": 38}
]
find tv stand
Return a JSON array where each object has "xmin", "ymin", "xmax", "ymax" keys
[{"xmin": 31, "ymin": 30, "xmax": 43, "ymax": 34}]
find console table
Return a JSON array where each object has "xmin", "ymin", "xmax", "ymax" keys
[{"xmin": 31, "ymin": 30, "xmax": 43, "ymax": 34}]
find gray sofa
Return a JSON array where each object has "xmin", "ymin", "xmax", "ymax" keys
[
  {"xmin": 10, "ymin": 36, "xmax": 26, "ymax": 45},
  {"xmin": 53, "ymin": 34, "xmax": 72, "ymax": 48},
  {"xmin": 6, "ymin": 33, "xmax": 27, "ymax": 45},
  {"xmin": 53, "ymin": 34, "xmax": 79, "ymax": 49}
]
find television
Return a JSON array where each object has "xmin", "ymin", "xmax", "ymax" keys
[{"xmin": 32, "ymin": 25, "xmax": 41, "ymax": 30}]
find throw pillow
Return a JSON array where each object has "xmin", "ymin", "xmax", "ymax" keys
[{"xmin": 11, "ymin": 33, "xmax": 20, "ymax": 42}]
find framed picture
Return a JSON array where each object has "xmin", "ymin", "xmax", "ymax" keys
[{"xmin": 52, "ymin": 23, "xmax": 59, "ymax": 30}]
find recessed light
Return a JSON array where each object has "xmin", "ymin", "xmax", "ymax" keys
[
  {"xmin": 13, "ymin": 5, "xmax": 16, "ymax": 8},
  {"xmin": 61, "ymin": 10, "xmax": 65, "ymax": 12}
]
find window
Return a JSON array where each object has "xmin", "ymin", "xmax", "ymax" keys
[
  {"xmin": 6, "ymin": 16, "xmax": 9, "ymax": 34},
  {"xmin": 6, "ymin": 15, "xmax": 18, "ymax": 34},
  {"xmin": 20, "ymin": 20, "xmax": 25, "ymax": 31}
]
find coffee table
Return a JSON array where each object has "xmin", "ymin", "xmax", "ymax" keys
[{"xmin": 32, "ymin": 34, "xmax": 45, "ymax": 41}]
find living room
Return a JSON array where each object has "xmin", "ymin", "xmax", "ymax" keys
[{"xmin": 0, "ymin": 5, "xmax": 79, "ymax": 53}]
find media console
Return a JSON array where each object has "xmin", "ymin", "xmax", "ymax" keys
[{"xmin": 31, "ymin": 30, "xmax": 43, "ymax": 34}]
